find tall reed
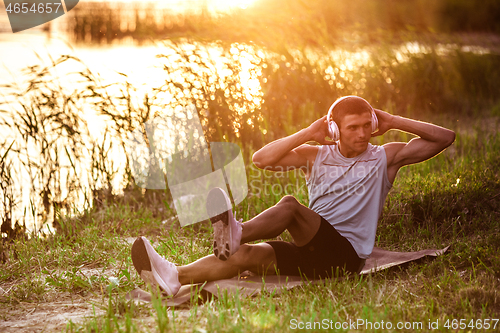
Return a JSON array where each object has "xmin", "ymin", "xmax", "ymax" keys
[
  {"xmin": 0, "ymin": 141, "xmax": 24, "ymax": 240},
  {"xmin": 0, "ymin": 56, "xmax": 128, "ymax": 236}
]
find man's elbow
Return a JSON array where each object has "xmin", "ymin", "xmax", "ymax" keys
[
  {"xmin": 443, "ymin": 129, "xmax": 456, "ymax": 147},
  {"xmin": 252, "ymin": 152, "xmax": 264, "ymax": 169}
]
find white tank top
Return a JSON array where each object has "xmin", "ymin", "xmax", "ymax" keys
[{"xmin": 306, "ymin": 143, "xmax": 392, "ymax": 259}]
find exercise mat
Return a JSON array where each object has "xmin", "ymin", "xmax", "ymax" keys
[{"xmin": 126, "ymin": 245, "xmax": 449, "ymax": 307}]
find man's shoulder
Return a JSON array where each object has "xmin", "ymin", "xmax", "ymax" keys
[
  {"xmin": 367, "ymin": 142, "xmax": 386, "ymax": 151},
  {"xmin": 294, "ymin": 144, "xmax": 321, "ymax": 178},
  {"xmin": 359, "ymin": 143, "xmax": 385, "ymax": 159}
]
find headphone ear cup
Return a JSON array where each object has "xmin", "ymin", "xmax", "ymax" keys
[
  {"xmin": 371, "ymin": 111, "xmax": 378, "ymax": 133},
  {"xmin": 329, "ymin": 121, "xmax": 340, "ymax": 141}
]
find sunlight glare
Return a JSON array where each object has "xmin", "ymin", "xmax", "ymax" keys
[
  {"xmin": 139, "ymin": 0, "xmax": 258, "ymax": 12},
  {"xmin": 214, "ymin": 0, "xmax": 256, "ymax": 9}
]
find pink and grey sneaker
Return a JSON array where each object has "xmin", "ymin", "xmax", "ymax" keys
[
  {"xmin": 131, "ymin": 236, "xmax": 181, "ymax": 296},
  {"xmin": 206, "ymin": 187, "xmax": 243, "ymax": 261}
]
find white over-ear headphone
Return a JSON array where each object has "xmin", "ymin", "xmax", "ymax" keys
[{"xmin": 326, "ymin": 96, "xmax": 378, "ymax": 142}]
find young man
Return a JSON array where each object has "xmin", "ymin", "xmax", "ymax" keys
[{"xmin": 131, "ymin": 96, "xmax": 456, "ymax": 296}]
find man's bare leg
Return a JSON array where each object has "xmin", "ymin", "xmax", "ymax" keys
[
  {"xmin": 176, "ymin": 195, "xmax": 322, "ymax": 284},
  {"xmin": 132, "ymin": 195, "xmax": 323, "ymax": 291},
  {"xmin": 177, "ymin": 243, "xmax": 276, "ymax": 285}
]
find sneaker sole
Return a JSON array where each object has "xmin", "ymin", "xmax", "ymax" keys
[
  {"xmin": 206, "ymin": 188, "xmax": 232, "ymax": 261},
  {"xmin": 131, "ymin": 237, "xmax": 163, "ymax": 291}
]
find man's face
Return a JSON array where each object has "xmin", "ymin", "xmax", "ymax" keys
[{"xmin": 338, "ymin": 112, "xmax": 372, "ymax": 156}]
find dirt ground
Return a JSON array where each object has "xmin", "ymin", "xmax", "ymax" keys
[
  {"xmin": 0, "ymin": 237, "xmax": 185, "ymax": 332},
  {"xmin": 0, "ymin": 294, "xmax": 105, "ymax": 332}
]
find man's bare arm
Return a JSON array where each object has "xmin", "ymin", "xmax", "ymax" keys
[
  {"xmin": 252, "ymin": 116, "xmax": 334, "ymax": 173},
  {"xmin": 372, "ymin": 109, "xmax": 456, "ymax": 182}
]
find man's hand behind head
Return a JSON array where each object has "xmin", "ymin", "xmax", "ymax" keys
[
  {"xmin": 308, "ymin": 116, "xmax": 337, "ymax": 145},
  {"xmin": 371, "ymin": 109, "xmax": 395, "ymax": 137}
]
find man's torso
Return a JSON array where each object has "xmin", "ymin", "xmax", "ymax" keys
[{"xmin": 306, "ymin": 144, "xmax": 392, "ymax": 259}]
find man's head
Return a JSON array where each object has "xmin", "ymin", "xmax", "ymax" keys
[{"xmin": 327, "ymin": 96, "xmax": 378, "ymax": 156}]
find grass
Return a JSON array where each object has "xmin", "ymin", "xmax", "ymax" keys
[{"xmin": 0, "ymin": 108, "xmax": 499, "ymax": 332}]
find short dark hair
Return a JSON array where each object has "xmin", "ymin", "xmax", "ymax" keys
[{"xmin": 331, "ymin": 96, "xmax": 373, "ymax": 127}]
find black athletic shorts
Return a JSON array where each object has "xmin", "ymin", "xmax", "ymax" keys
[{"xmin": 266, "ymin": 217, "xmax": 362, "ymax": 279}]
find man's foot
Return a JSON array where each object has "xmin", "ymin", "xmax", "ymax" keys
[
  {"xmin": 206, "ymin": 187, "xmax": 243, "ymax": 261},
  {"xmin": 131, "ymin": 236, "xmax": 181, "ymax": 296}
]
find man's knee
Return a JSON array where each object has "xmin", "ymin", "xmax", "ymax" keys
[
  {"xmin": 232, "ymin": 244, "xmax": 253, "ymax": 262},
  {"xmin": 277, "ymin": 195, "xmax": 300, "ymax": 209}
]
